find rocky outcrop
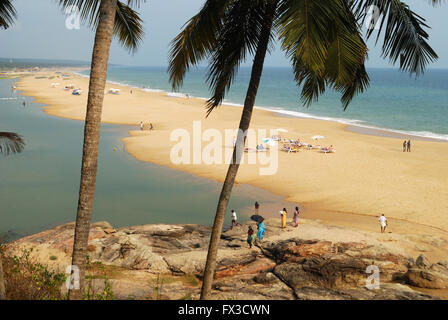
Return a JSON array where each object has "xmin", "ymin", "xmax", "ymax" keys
[
  {"xmin": 404, "ymin": 254, "xmax": 448, "ymax": 289},
  {"xmin": 7, "ymin": 219, "xmax": 446, "ymax": 300}
]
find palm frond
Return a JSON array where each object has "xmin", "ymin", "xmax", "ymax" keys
[
  {"xmin": 168, "ymin": 0, "xmax": 231, "ymax": 91},
  {"xmin": 0, "ymin": 0, "xmax": 17, "ymax": 29},
  {"xmin": 282, "ymin": 0, "xmax": 369, "ymax": 109},
  {"xmin": 57, "ymin": 0, "xmax": 145, "ymax": 52},
  {"xmin": 352, "ymin": 0, "xmax": 438, "ymax": 76},
  {"xmin": 205, "ymin": 0, "xmax": 272, "ymax": 115},
  {"xmin": 278, "ymin": 0, "xmax": 351, "ymax": 74},
  {"xmin": 114, "ymin": 1, "xmax": 144, "ymax": 53},
  {"xmin": 0, "ymin": 132, "xmax": 25, "ymax": 156}
]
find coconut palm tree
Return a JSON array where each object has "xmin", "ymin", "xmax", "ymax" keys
[
  {"xmin": 0, "ymin": 132, "xmax": 25, "ymax": 300},
  {"xmin": 168, "ymin": 0, "xmax": 439, "ymax": 299},
  {"xmin": 57, "ymin": 0, "xmax": 145, "ymax": 300}
]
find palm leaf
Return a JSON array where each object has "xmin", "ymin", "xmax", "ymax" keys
[
  {"xmin": 205, "ymin": 0, "xmax": 272, "ymax": 115},
  {"xmin": 57, "ymin": 0, "xmax": 145, "ymax": 52},
  {"xmin": 168, "ymin": 0, "xmax": 231, "ymax": 91},
  {"xmin": 0, "ymin": 0, "xmax": 16, "ymax": 29},
  {"xmin": 352, "ymin": 0, "xmax": 438, "ymax": 76},
  {"xmin": 0, "ymin": 132, "xmax": 25, "ymax": 156}
]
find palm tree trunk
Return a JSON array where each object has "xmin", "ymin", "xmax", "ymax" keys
[
  {"xmin": 68, "ymin": 0, "xmax": 117, "ymax": 300},
  {"xmin": 200, "ymin": 0, "xmax": 278, "ymax": 300},
  {"xmin": 0, "ymin": 255, "xmax": 5, "ymax": 300}
]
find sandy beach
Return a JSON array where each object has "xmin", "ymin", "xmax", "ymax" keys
[{"xmin": 13, "ymin": 69, "xmax": 448, "ymax": 234}]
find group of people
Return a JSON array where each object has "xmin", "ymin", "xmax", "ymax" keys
[
  {"xmin": 231, "ymin": 202, "xmax": 302, "ymax": 250},
  {"xmin": 139, "ymin": 121, "xmax": 154, "ymax": 131},
  {"xmin": 232, "ymin": 202, "xmax": 390, "ymax": 251},
  {"xmin": 403, "ymin": 139, "xmax": 411, "ymax": 152},
  {"xmin": 279, "ymin": 207, "xmax": 301, "ymax": 229}
]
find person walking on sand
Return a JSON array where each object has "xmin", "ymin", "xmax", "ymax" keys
[
  {"xmin": 230, "ymin": 209, "xmax": 238, "ymax": 229},
  {"xmin": 139, "ymin": 121, "xmax": 144, "ymax": 131},
  {"xmin": 379, "ymin": 214, "xmax": 388, "ymax": 233},
  {"xmin": 257, "ymin": 221, "xmax": 265, "ymax": 242},
  {"xmin": 407, "ymin": 140, "xmax": 411, "ymax": 152},
  {"xmin": 255, "ymin": 201, "xmax": 260, "ymax": 215},
  {"xmin": 280, "ymin": 208, "xmax": 287, "ymax": 229},
  {"xmin": 149, "ymin": 123, "xmax": 154, "ymax": 131},
  {"xmin": 403, "ymin": 140, "xmax": 407, "ymax": 152},
  {"xmin": 247, "ymin": 226, "xmax": 254, "ymax": 249},
  {"xmin": 293, "ymin": 206, "xmax": 300, "ymax": 227}
]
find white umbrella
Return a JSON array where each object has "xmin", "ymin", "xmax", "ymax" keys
[
  {"xmin": 312, "ymin": 135, "xmax": 325, "ymax": 140},
  {"xmin": 276, "ymin": 128, "xmax": 288, "ymax": 133}
]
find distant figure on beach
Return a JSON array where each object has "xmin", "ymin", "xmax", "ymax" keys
[
  {"xmin": 280, "ymin": 208, "xmax": 287, "ymax": 229},
  {"xmin": 293, "ymin": 206, "xmax": 300, "ymax": 227},
  {"xmin": 257, "ymin": 221, "xmax": 265, "ymax": 242},
  {"xmin": 247, "ymin": 226, "xmax": 254, "ymax": 249},
  {"xmin": 407, "ymin": 140, "xmax": 411, "ymax": 152},
  {"xmin": 22, "ymin": 101, "xmax": 26, "ymax": 107},
  {"xmin": 379, "ymin": 214, "xmax": 388, "ymax": 233},
  {"xmin": 130, "ymin": 90, "xmax": 133, "ymax": 94},
  {"xmin": 403, "ymin": 140, "xmax": 407, "ymax": 152},
  {"xmin": 139, "ymin": 121, "xmax": 143, "ymax": 130},
  {"xmin": 231, "ymin": 209, "xmax": 238, "ymax": 229},
  {"xmin": 255, "ymin": 201, "xmax": 260, "ymax": 215},
  {"xmin": 149, "ymin": 123, "xmax": 154, "ymax": 131}
]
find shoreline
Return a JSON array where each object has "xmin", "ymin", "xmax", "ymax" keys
[
  {"xmin": 74, "ymin": 69, "xmax": 448, "ymax": 144},
  {"xmin": 11, "ymin": 69, "xmax": 448, "ymax": 233}
]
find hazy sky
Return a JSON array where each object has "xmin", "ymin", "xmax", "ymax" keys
[{"xmin": 0, "ymin": 0, "xmax": 447, "ymax": 69}]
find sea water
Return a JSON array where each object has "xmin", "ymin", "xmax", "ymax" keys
[{"xmin": 83, "ymin": 66, "xmax": 448, "ymax": 141}]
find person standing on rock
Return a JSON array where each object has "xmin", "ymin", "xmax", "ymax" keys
[
  {"xmin": 280, "ymin": 208, "xmax": 287, "ymax": 229},
  {"xmin": 379, "ymin": 214, "xmax": 388, "ymax": 233},
  {"xmin": 293, "ymin": 206, "xmax": 300, "ymax": 227},
  {"xmin": 247, "ymin": 226, "xmax": 254, "ymax": 249},
  {"xmin": 257, "ymin": 221, "xmax": 265, "ymax": 242},
  {"xmin": 231, "ymin": 209, "xmax": 238, "ymax": 229}
]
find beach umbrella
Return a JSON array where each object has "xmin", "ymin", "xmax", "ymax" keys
[
  {"xmin": 312, "ymin": 135, "xmax": 325, "ymax": 140},
  {"xmin": 262, "ymin": 138, "xmax": 277, "ymax": 147},
  {"xmin": 250, "ymin": 215, "xmax": 265, "ymax": 223},
  {"xmin": 276, "ymin": 128, "xmax": 288, "ymax": 133}
]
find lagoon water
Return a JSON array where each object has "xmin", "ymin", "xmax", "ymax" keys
[
  {"xmin": 0, "ymin": 78, "xmax": 280, "ymax": 241},
  {"xmin": 89, "ymin": 66, "xmax": 448, "ymax": 141}
]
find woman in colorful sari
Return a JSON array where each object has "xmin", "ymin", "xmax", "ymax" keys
[
  {"xmin": 293, "ymin": 206, "xmax": 300, "ymax": 227},
  {"xmin": 280, "ymin": 208, "xmax": 287, "ymax": 228},
  {"xmin": 257, "ymin": 221, "xmax": 265, "ymax": 242}
]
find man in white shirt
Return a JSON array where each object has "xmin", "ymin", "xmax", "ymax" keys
[
  {"xmin": 231, "ymin": 210, "xmax": 237, "ymax": 229},
  {"xmin": 379, "ymin": 214, "xmax": 388, "ymax": 233}
]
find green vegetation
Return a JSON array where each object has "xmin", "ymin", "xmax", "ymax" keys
[{"xmin": 0, "ymin": 246, "xmax": 66, "ymax": 300}]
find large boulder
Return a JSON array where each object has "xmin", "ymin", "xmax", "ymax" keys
[{"xmin": 405, "ymin": 255, "xmax": 448, "ymax": 289}]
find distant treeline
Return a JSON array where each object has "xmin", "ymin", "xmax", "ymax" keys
[{"xmin": 0, "ymin": 57, "xmax": 90, "ymax": 70}]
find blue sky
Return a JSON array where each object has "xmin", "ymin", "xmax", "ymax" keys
[{"xmin": 0, "ymin": 0, "xmax": 447, "ymax": 69}]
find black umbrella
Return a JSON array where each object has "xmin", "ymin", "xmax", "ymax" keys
[{"xmin": 250, "ymin": 215, "xmax": 264, "ymax": 223}]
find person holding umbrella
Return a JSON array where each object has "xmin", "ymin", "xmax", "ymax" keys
[{"xmin": 257, "ymin": 221, "xmax": 265, "ymax": 242}]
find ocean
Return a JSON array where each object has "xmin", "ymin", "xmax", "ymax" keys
[{"xmin": 80, "ymin": 66, "xmax": 448, "ymax": 141}]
